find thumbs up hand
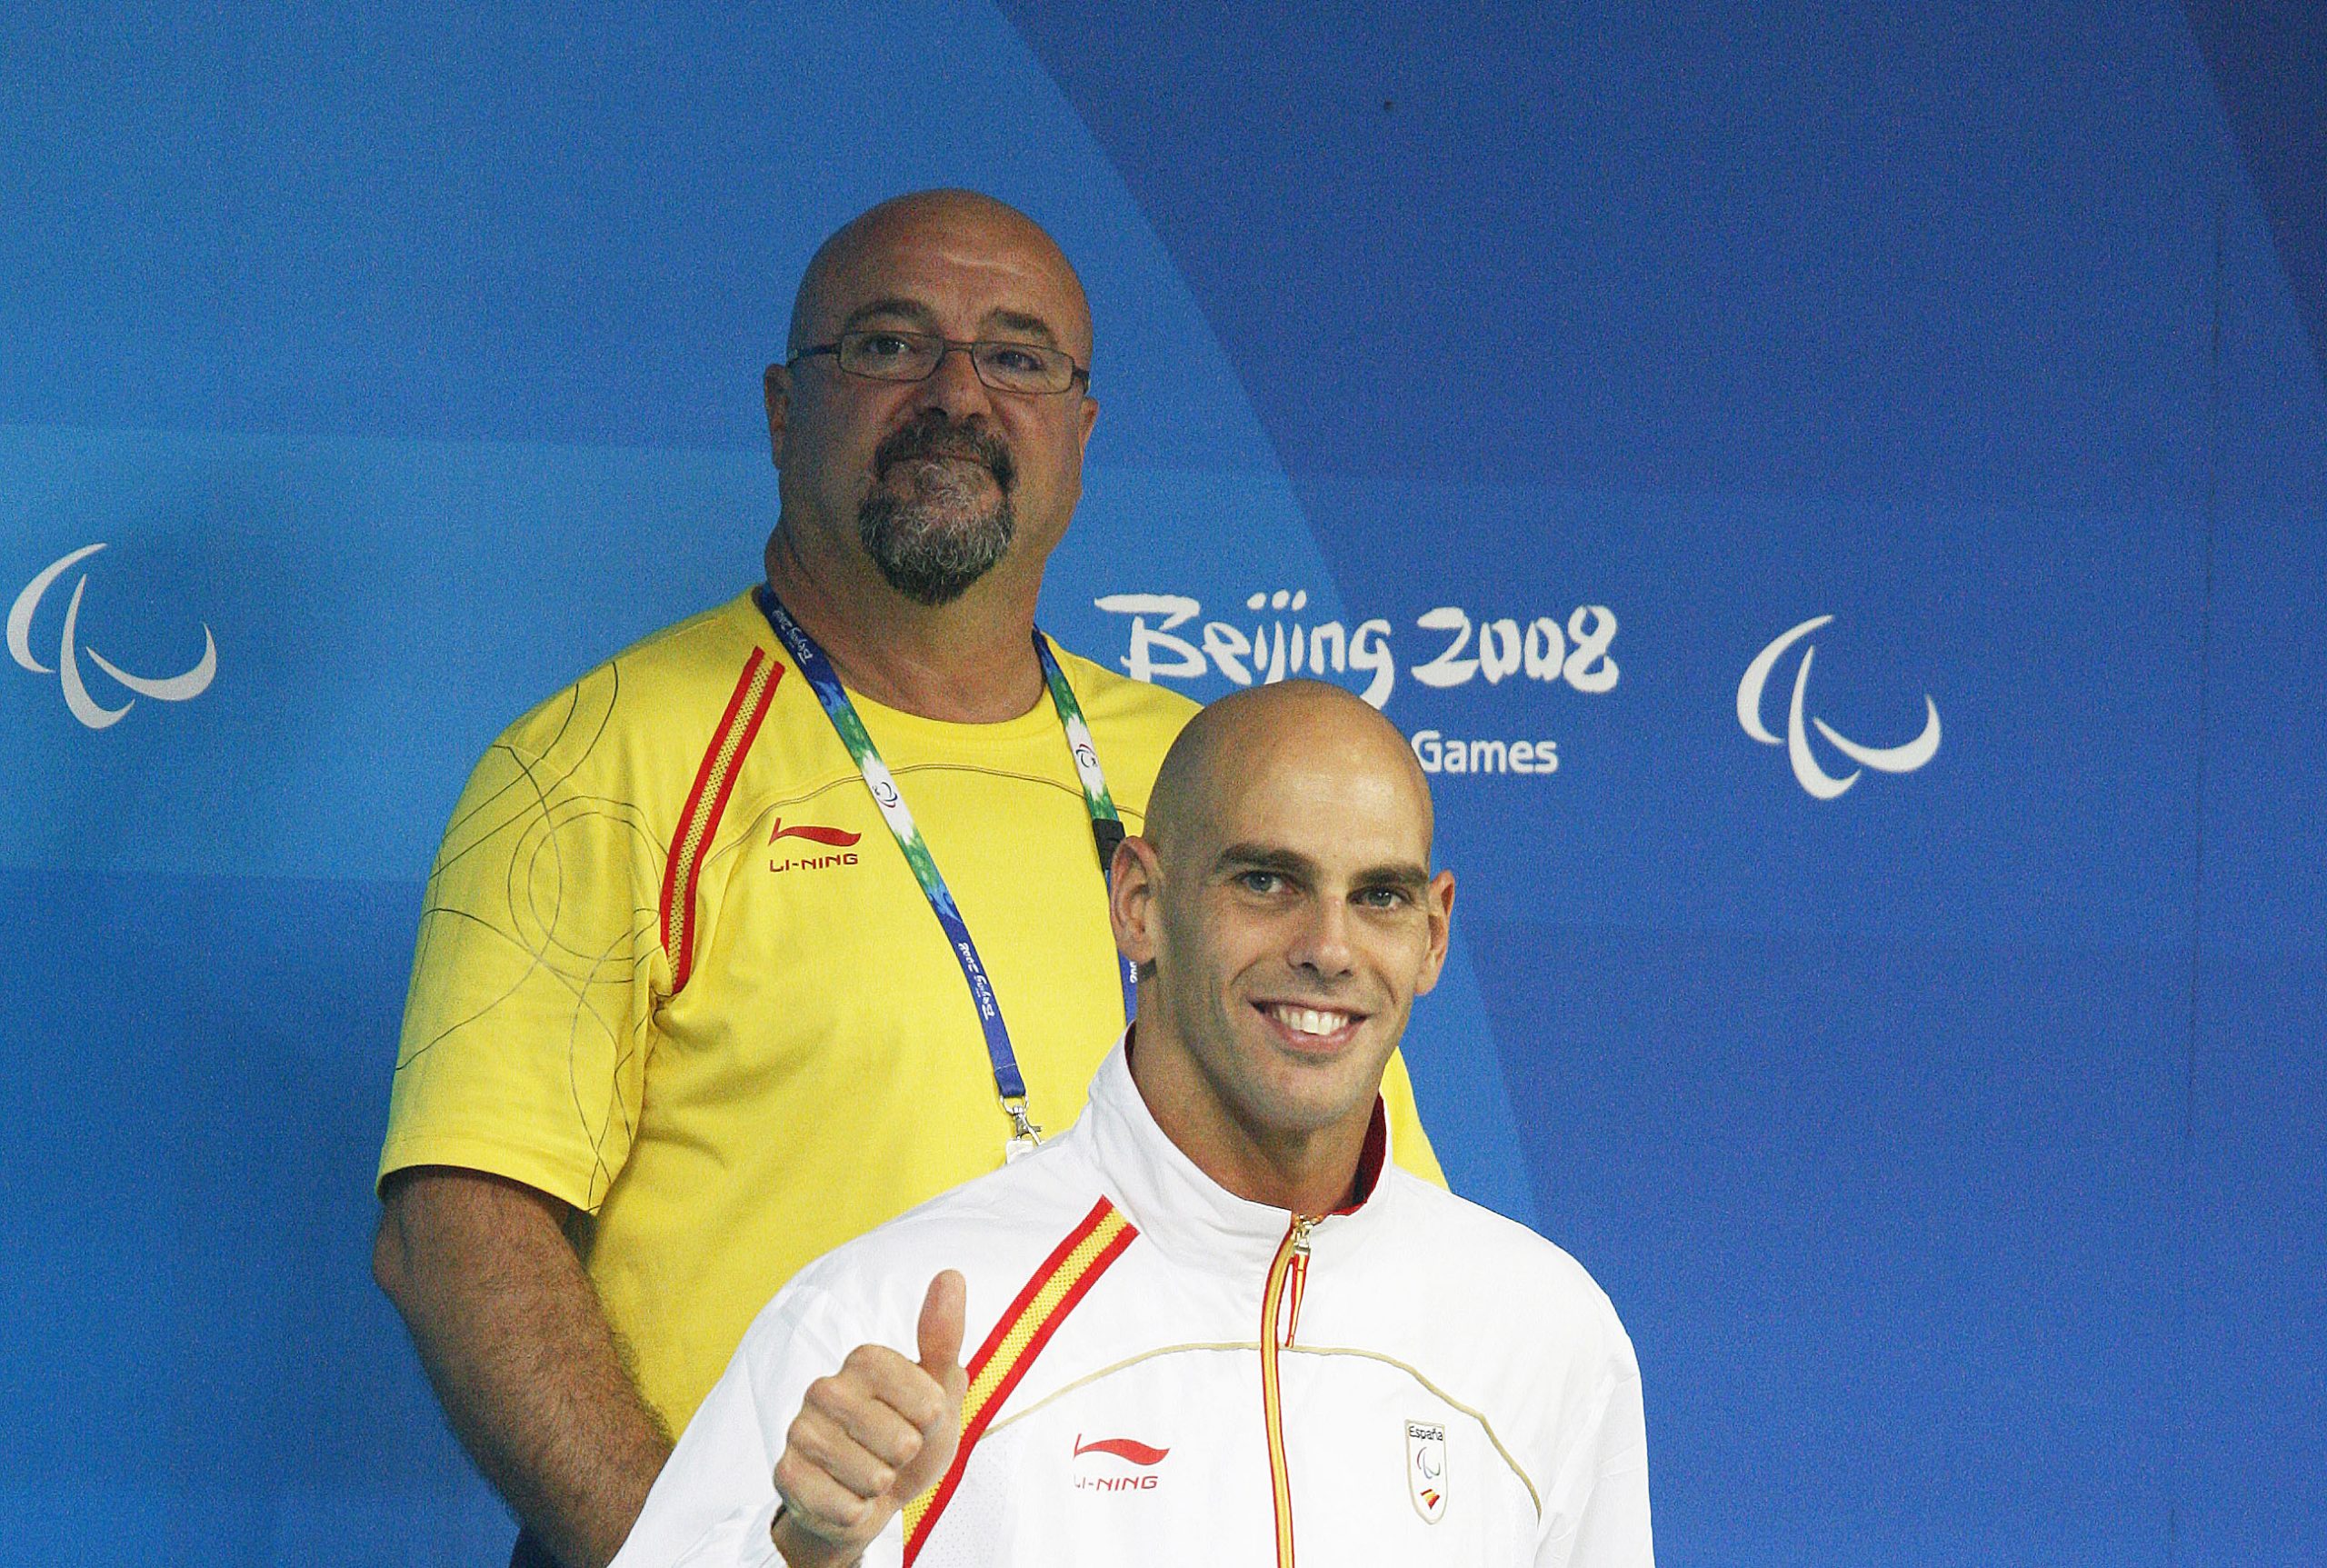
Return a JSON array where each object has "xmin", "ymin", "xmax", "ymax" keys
[{"xmin": 770, "ymin": 1272, "xmax": 969, "ymax": 1568}]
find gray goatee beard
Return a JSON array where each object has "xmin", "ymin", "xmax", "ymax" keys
[
  {"xmin": 858, "ymin": 489, "xmax": 1016, "ymax": 608},
  {"xmin": 858, "ymin": 414, "xmax": 1020, "ymax": 607}
]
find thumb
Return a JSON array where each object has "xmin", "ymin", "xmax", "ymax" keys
[{"xmin": 917, "ymin": 1269, "xmax": 967, "ymax": 1391}]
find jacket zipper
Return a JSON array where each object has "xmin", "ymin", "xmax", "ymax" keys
[{"xmin": 1260, "ymin": 1213, "xmax": 1316, "ymax": 1568}]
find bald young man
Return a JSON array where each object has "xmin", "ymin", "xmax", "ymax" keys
[
  {"xmin": 371, "ymin": 194, "xmax": 1445, "ymax": 1568},
  {"xmin": 610, "ymin": 683, "xmax": 1653, "ymax": 1568}
]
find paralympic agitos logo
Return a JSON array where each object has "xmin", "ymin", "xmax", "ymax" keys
[
  {"xmin": 1738, "ymin": 615, "xmax": 1940, "ymax": 799},
  {"xmin": 9, "ymin": 544, "xmax": 217, "ymax": 729}
]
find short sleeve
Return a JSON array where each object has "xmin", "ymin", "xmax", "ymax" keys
[{"xmin": 375, "ymin": 666, "xmax": 670, "ymax": 1212}]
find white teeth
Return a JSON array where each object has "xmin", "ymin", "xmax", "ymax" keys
[{"xmin": 1268, "ymin": 1004, "xmax": 1351, "ymax": 1037}]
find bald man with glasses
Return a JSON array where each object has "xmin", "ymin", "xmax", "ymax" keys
[{"xmin": 370, "ymin": 190, "xmax": 1449, "ymax": 1568}]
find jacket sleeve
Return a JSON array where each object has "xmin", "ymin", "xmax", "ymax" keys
[
  {"xmin": 1543, "ymin": 1351, "xmax": 1653, "ymax": 1568},
  {"xmin": 609, "ymin": 1281, "xmax": 911, "ymax": 1568}
]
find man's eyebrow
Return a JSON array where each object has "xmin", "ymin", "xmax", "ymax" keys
[
  {"xmin": 1213, "ymin": 844, "xmax": 1432, "ymax": 891},
  {"xmin": 1353, "ymin": 861, "xmax": 1433, "ymax": 893},
  {"xmin": 1213, "ymin": 844, "xmax": 1319, "ymax": 879},
  {"xmin": 838, "ymin": 297, "xmax": 940, "ymax": 333},
  {"xmin": 980, "ymin": 307, "xmax": 1062, "ymax": 347}
]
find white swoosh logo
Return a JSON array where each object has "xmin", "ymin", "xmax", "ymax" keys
[
  {"xmin": 1739, "ymin": 614, "xmax": 1940, "ymax": 799},
  {"xmin": 10, "ymin": 543, "xmax": 218, "ymax": 729}
]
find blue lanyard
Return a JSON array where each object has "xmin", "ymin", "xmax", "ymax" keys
[{"xmin": 756, "ymin": 586, "xmax": 1137, "ymax": 1154}]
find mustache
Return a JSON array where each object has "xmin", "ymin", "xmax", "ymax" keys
[{"xmin": 874, "ymin": 414, "xmax": 1016, "ymax": 492}]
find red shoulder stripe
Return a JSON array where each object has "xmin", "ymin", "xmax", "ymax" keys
[
  {"xmin": 658, "ymin": 648, "xmax": 781, "ymax": 993},
  {"xmin": 901, "ymin": 1197, "xmax": 1139, "ymax": 1563}
]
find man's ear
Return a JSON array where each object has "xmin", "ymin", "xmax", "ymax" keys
[
  {"xmin": 1109, "ymin": 834, "xmax": 1164, "ymax": 969},
  {"xmin": 1410, "ymin": 869, "xmax": 1456, "ymax": 996},
  {"xmin": 763, "ymin": 363, "xmax": 791, "ymax": 467}
]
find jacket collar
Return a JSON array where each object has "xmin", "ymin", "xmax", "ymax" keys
[{"xmin": 1068, "ymin": 1031, "xmax": 1394, "ymax": 1278}]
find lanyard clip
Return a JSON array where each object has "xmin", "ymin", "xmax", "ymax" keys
[
  {"xmin": 1092, "ymin": 816, "xmax": 1125, "ymax": 879},
  {"xmin": 1003, "ymin": 1097, "xmax": 1044, "ymax": 1163}
]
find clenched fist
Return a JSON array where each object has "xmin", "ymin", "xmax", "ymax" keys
[{"xmin": 769, "ymin": 1271, "xmax": 969, "ymax": 1568}]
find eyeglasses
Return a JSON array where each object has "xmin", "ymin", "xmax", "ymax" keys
[{"xmin": 787, "ymin": 329, "xmax": 1090, "ymax": 395}]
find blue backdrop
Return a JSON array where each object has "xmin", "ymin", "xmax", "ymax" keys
[{"xmin": 4, "ymin": 3, "xmax": 2321, "ymax": 1563}]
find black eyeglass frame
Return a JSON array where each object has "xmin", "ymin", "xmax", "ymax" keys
[{"xmin": 785, "ymin": 329, "xmax": 1092, "ymax": 395}]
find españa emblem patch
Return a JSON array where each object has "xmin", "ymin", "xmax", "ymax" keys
[{"xmin": 1406, "ymin": 1419, "xmax": 1448, "ymax": 1523}]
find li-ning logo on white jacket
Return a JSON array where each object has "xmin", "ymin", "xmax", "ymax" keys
[{"xmin": 1073, "ymin": 1433, "xmax": 1170, "ymax": 1493}]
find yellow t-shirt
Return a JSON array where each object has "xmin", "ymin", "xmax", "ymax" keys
[{"xmin": 378, "ymin": 589, "xmax": 1443, "ymax": 1429}]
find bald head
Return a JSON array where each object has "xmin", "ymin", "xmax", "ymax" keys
[
  {"xmin": 787, "ymin": 190, "xmax": 1094, "ymax": 364},
  {"xmin": 1109, "ymin": 680, "xmax": 1453, "ymax": 1212},
  {"xmin": 764, "ymin": 189, "xmax": 1103, "ymax": 626},
  {"xmin": 1146, "ymin": 681, "xmax": 1435, "ymax": 866}
]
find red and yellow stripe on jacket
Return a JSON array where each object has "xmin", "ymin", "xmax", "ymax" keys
[
  {"xmin": 658, "ymin": 648, "xmax": 781, "ymax": 992},
  {"xmin": 902, "ymin": 1197, "xmax": 1139, "ymax": 1563},
  {"xmin": 1260, "ymin": 1215, "xmax": 1316, "ymax": 1568}
]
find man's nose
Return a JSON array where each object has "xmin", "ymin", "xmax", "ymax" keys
[
  {"xmin": 1286, "ymin": 897, "xmax": 1357, "ymax": 981},
  {"xmin": 905, "ymin": 342, "xmax": 996, "ymax": 421}
]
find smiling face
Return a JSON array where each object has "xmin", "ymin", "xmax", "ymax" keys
[
  {"xmin": 765, "ymin": 192, "xmax": 1098, "ymax": 607},
  {"xmin": 1114, "ymin": 683, "xmax": 1455, "ymax": 1207}
]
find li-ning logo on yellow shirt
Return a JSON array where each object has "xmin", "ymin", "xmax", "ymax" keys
[{"xmin": 767, "ymin": 815, "xmax": 862, "ymax": 874}]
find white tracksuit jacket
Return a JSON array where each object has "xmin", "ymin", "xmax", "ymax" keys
[{"xmin": 611, "ymin": 1042, "xmax": 1653, "ymax": 1568}]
